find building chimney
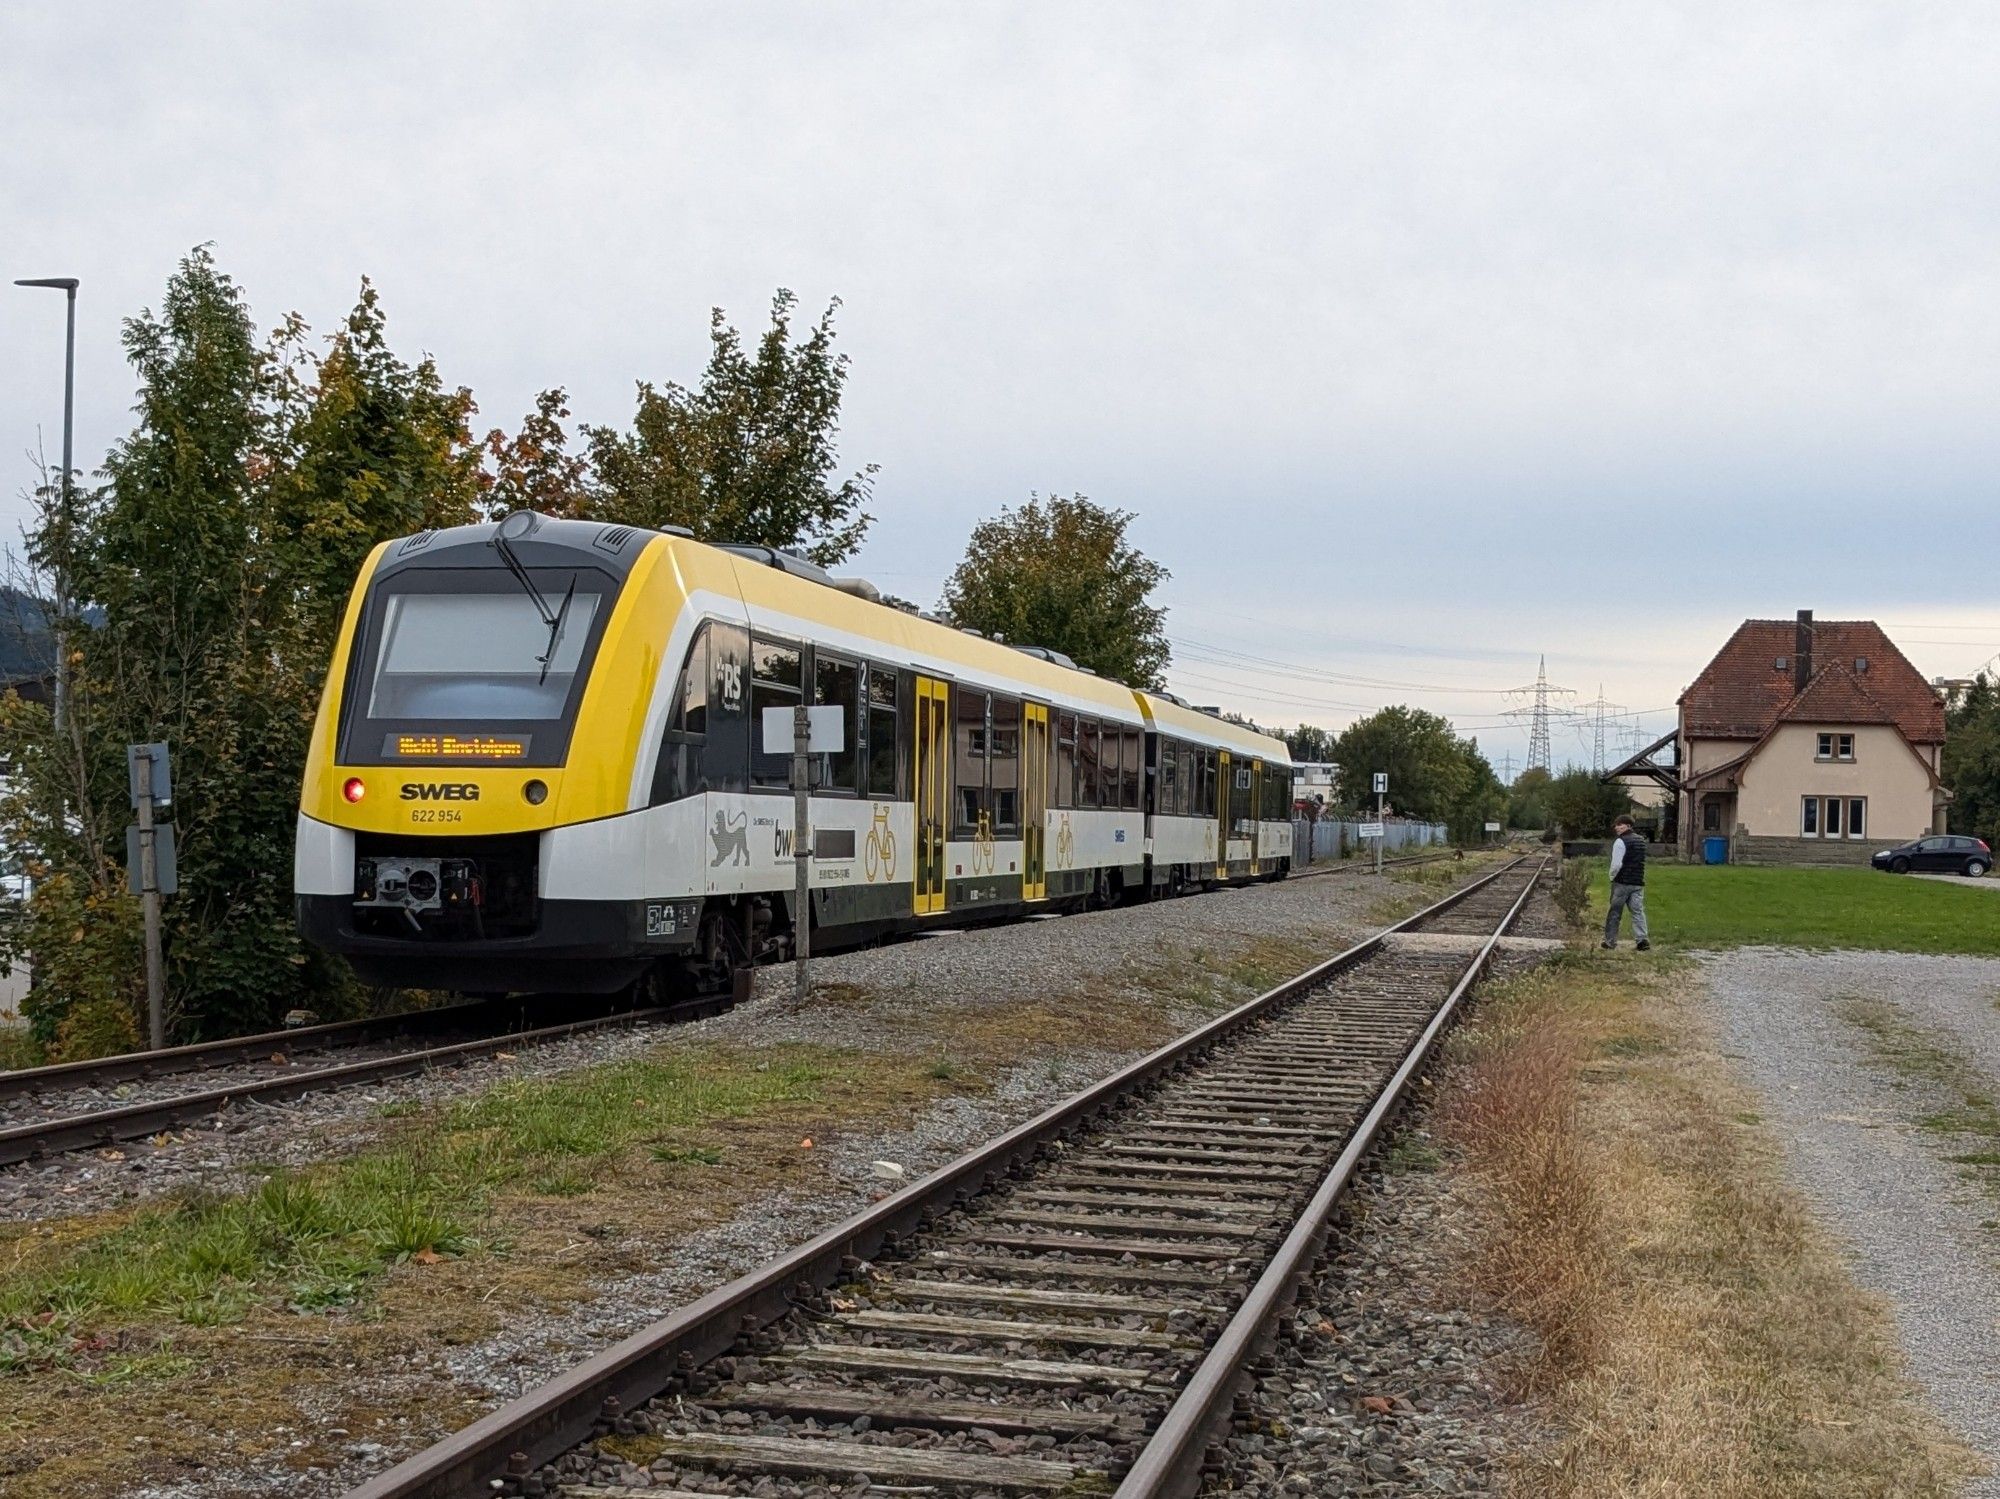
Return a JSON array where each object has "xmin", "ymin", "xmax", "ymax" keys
[{"xmin": 1794, "ymin": 609, "xmax": 1813, "ymax": 692}]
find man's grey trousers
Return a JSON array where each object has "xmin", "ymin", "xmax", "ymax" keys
[{"xmin": 1605, "ymin": 883, "xmax": 1648, "ymax": 945}]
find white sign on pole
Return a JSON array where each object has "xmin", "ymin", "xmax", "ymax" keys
[
  {"xmin": 1371, "ymin": 772, "xmax": 1388, "ymax": 795},
  {"xmin": 1359, "ymin": 821, "xmax": 1386, "ymax": 839},
  {"xmin": 1484, "ymin": 821, "xmax": 1502, "ymax": 833},
  {"xmin": 761, "ymin": 704, "xmax": 845, "ymax": 755}
]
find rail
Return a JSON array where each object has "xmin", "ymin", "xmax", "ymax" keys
[{"xmin": 343, "ymin": 855, "xmax": 1546, "ymax": 1499}]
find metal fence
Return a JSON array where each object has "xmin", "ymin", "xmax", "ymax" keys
[{"xmin": 1290, "ymin": 818, "xmax": 1450, "ymax": 866}]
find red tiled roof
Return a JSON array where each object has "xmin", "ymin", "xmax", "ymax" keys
[
  {"xmin": 1679, "ymin": 618, "xmax": 1944, "ymax": 743},
  {"xmin": 1777, "ymin": 664, "xmax": 1897, "ymax": 727}
]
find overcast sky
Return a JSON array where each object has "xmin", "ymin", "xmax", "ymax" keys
[{"xmin": 5, "ymin": 2, "xmax": 1998, "ymax": 774}]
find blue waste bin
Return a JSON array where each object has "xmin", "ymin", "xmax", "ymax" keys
[{"xmin": 1703, "ymin": 835, "xmax": 1728, "ymax": 865}]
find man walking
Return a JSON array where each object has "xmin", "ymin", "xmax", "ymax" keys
[{"xmin": 1604, "ymin": 814, "xmax": 1649, "ymax": 951}]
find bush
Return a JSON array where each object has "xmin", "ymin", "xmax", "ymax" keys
[{"xmin": 1554, "ymin": 860, "xmax": 1592, "ymax": 929}]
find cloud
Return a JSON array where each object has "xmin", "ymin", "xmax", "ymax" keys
[{"xmin": 3, "ymin": 2, "xmax": 1995, "ymax": 766}]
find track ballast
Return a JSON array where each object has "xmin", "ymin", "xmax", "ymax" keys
[{"xmin": 346, "ymin": 855, "xmax": 1550, "ymax": 1499}]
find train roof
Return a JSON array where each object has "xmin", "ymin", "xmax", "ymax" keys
[
  {"xmin": 653, "ymin": 532, "xmax": 1149, "ymax": 722},
  {"xmin": 1135, "ymin": 691, "xmax": 1292, "ymax": 764}
]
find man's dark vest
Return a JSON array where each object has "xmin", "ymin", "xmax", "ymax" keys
[{"xmin": 1614, "ymin": 831, "xmax": 1646, "ymax": 886}]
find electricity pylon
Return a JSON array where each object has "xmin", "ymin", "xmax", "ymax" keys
[{"xmin": 1503, "ymin": 657, "xmax": 1575, "ymax": 772}]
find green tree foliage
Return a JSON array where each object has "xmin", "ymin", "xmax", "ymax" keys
[
  {"xmin": 1544, "ymin": 766, "xmax": 1633, "ymax": 838},
  {"xmin": 583, "ymin": 290, "xmax": 876, "ymax": 565},
  {"xmin": 480, "ymin": 387, "xmax": 594, "ymax": 519},
  {"xmin": 1943, "ymin": 675, "xmax": 2000, "ymax": 846},
  {"xmin": 1286, "ymin": 724, "xmax": 1337, "ymax": 762},
  {"xmin": 1327, "ymin": 706, "xmax": 1503, "ymax": 839},
  {"xmin": 0, "ymin": 249, "xmax": 482, "ymax": 1047},
  {"xmin": 939, "ymin": 494, "xmax": 1171, "ymax": 689},
  {"xmin": 1331, "ymin": 707, "xmax": 1470, "ymax": 822},
  {"xmin": 1506, "ymin": 765, "xmax": 1552, "ymax": 829}
]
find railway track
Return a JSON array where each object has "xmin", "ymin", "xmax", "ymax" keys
[
  {"xmin": 347, "ymin": 855, "xmax": 1550, "ymax": 1499},
  {"xmin": 0, "ymin": 992, "xmax": 737, "ymax": 1169},
  {"xmin": 1288, "ymin": 848, "xmax": 1456, "ymax": 880}
]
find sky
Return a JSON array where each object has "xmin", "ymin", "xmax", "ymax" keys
[{"xmin": 4, "ymin": 2, "xmax": 1998, "ymax": 775}]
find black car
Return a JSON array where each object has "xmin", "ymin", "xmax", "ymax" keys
[{"xmin": 1872, "ymin": 834, "xmax": 1991, "ymax": 877}]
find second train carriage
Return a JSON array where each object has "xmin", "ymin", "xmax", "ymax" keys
[{"xmin": 295, "ymin": 514, "xmax": 1293, "ymax": 995}]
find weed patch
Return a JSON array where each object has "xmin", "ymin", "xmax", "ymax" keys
[{"xmin": 1442, "ymin": 956, "xmax": 1978, "ymax": 1495}]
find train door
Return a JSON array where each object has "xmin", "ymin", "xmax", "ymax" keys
[
  {"xmin": 1249, "ymin": 759, "xmax": 1263, "ymax": 871},
  {"xmin": 913, "ymin": 676, "xmax": 949, "ymax": 914},
  {"xmin": 1022, "ymin": 703, "xmax": 1049, "ymax": 899},
  {"xmin": 1215, "ymin": 749, "xmax": 1231, "ymax": 880}
]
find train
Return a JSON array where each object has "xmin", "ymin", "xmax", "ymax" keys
[{"xmin": 294, "ymin": 512, "xmax": 1294, "ymax": 996}]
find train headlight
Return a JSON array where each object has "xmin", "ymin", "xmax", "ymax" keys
[
  {"xmin": 523, "ymin": 779, "xmax": 548, "ymax": 805},
  {"xmin": 342, "ymin": 777, "xmax": 367, "ymax": 803}
]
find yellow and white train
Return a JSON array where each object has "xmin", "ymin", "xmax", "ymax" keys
[{"xmin": 295, "ymin": 513, "xmax": 1294, "ymax": 995}]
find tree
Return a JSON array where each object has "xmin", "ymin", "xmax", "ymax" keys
[
  {"xmin": 1507, "ymin": 765, "xmax": 1552, "ymax": 829},
  {"xmin": 1545, "ymin": 766, "xmax": 1632, "ymax": 838},
  {"xmin": 1329, "ymin": 707, "xmax": 1474, "ymax": 824},
  {"xmin": 0, "ymin": 250, "xmax": 485, "ymax": 1051},
  {"xmin": 1944, "ymin": 675, "xmax": 2000, "ymax": 847},
  {"xmin": 1287, "ymin": 724, "xmax": 1337, "ymax": 762},
  {"xmin": 481, "ymin": 388, "xmax": 593, "ymax": 519},
  {"xmin": 584, "ymin": 290, "xmax": 876, "ymax": 565},
  {"xmin": 939, "ymin": 494, "xmax": 1170, "ymax": 688}
]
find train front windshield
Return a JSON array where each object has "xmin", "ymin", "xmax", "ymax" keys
[
  {"xmin": 340, "ymin": 568, "xmax": 616, "ymax": 766},
  {"xmin": 367, "ymin": 590, "xmax": 602, "ymax": 720}
]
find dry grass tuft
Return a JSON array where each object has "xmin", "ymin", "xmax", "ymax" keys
[
  {"xmin": 1442, "ymin": 1002, "xmax": 1605, "ymax": 1384},
  {"xmin": 1441, "ymin": 951, "xmax": 1981, "ymax": 1498}
]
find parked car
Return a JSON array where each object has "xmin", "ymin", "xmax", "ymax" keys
[{"xmin": 1871, "ymin": 835, "xmax": 1991, "ymax": 877}]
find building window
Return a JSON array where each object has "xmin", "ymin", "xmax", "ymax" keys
[
  {"xmin": 1802, "ymin": 795, "xmax": 1867, "ymax": 838},
  {"xmin": 1702, "ymin": 800, "xmax": 1721, "ymax": 832},
  {"xmin": 1816, "ymin": 732, "xmax": 1855, "ymax": 761}
]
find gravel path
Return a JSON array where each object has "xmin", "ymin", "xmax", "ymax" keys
[
  {"xmin": 0, "ymin": 860, "xmax": 1478, "ymax": 1225},
  {"xmin": 1703, "ymin": 947, "xmax": 2000, "ymax": 1496}
]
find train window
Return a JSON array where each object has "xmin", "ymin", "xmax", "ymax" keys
[
  {"xmin": 1122, "ymin": 730, "xmax": 1142, "ymax": 810},
  {"xmin": 955, "ymin": 689, "xmax": 989, "ymax": 830},
  {"xmin": 675, "ymin": 629, "xmax": 710, "ymax": 735},
  {"xmin": 1077, "ymin": 721, "xmax": 1100, "ymax": 809},
  {"xmin": 1201, "ymin": 751, "xmax": 1218, "ymax": 817},
  {"xmin": 1056, "ymin": 712, "xmax": 1077, "ymax": 808},
  {"xmin": 989, "ymin": 696, "xmax": 1021, "ymax": 830},
  {"xmin": 750, "ymin": 637, "xmax": 803, "ymax": 787},
  {"xmin": 651, "ymin": 626, "xmax": 709, "ymax": 804},
  {"xmin": 814, "ymin": 653, "xmax": 861, "ymax": 794},
  {"xmin": 1158, "ymin": 738, "xmax": 1177, "ymax": 815},
  {"xmin": 1176, "ymin": 744, "xmax": 1194, "ymax": 817},
  {"xmin": 865, "ymin": 665, "xmax": 899, "ymax": 798}
]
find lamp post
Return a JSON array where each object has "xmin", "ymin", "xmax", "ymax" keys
[{"xmin": 14, "ymin": 276, "xmax": 79, "ymax": 729}]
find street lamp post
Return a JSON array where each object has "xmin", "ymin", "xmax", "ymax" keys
[{"xmin": 14, "ymin": 276, "xmax": 79, "ymax": 730}]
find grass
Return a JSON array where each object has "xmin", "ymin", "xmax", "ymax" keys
[
  {"xmin": 1583, "ymin": 862, "xmax": 2000, "ymax": 955},
  {"xmin": 1836, "ymin": 996, "xmax": 2000, "ymax": 1209},
  {"xmin": 1440, "ymin": 949, "xmax": 1981, "ymax": 1495},
  {"xmin": 0, "ymin": 1043, "xmax": 837, "ymax": 1368},
  {"xmin": 0, "ymin": 1027, "xmax": 45, "ymax": 1071}
]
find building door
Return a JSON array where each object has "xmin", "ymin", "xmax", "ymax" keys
[
  {"xmin": 1022, "ymin": 703, "xmax": 1049, "ymax": 899},
  {"xmin": 913, "ymin": 676, "xmax": 949, "ymax": 914},
  {"xmin": 1215, "ymin": 749, "xmax": 1231, "ymax": 880}
]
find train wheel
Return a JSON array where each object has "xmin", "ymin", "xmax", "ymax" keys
[{"xmin": 697, "ymin": 909, "xmax": 740, "ymax": 995}]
